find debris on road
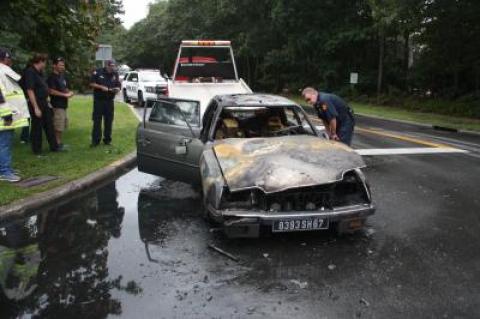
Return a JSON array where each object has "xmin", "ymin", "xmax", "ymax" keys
[
  {"xmin": 360, "ymin": 298, "xmax": 370, "ymax": 307},
  {"xmin": 365, "ymin": 228, "xmax": 376, "ymax": 237},
  {"xmin": 247, "ymin": 306, "xmax": 256, "ymax": 315},
  {"xmin": 290, "ymin": 280, "xmax": 308, "ymax": 289},
  {"xmin": 208, "ymin": 244, "xmax": 239, "ymax": 262}
]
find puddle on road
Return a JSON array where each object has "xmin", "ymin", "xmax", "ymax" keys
[
  {"xmin": 0, "ymin": 168, "xmax": 379, "ymax": 318},
  {"xmin": 1, "ymin": 168, "xmax": 476, "ymax": 318}
]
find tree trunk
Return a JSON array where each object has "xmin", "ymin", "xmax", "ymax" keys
[
  {"xmin": 246, "ymin": 55, "xmax": 252, "ymax": 86},
  {"xmin": 403, "ymin": 30, "xmax": 410, "ymax": 91},
  {"xmin": 453, "ymin": 67, "xmax": 459, "ymax": 97},
  {"xmin": 475, "ymin": 64, "xmax": 479, "ymax": 98},
  {"xmin": 376, "ymin": 31, "xmax": 385, "ymax": 101}
]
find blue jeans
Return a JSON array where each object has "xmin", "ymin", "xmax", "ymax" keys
[
  {"xmin": 338, "ymin": 117, "xmax": 355, "ymax": 146},
  {"xmin": 0, "ymin": 130, "xmax": 14, "ymax": 175}
]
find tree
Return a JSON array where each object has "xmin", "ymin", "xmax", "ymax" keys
[
  {"xmin": 115, "ymin": 0, "xmax": 480, "ymax": 111},
  {"xmin": 0, "ymin": 0, "xmax": 123, "ymax": 89}
]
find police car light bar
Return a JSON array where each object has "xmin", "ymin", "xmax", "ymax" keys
[{"xmin": 181, "ymin": 40, "xmax": 231, "ymax": 46}]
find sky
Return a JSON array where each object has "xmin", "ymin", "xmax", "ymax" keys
[{"xmin": 121, "ymin": 0, "xmax": 155, "ymax": 29}]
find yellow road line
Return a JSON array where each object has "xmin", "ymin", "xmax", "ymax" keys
[
  {"xmin": 356, "ymin": 127, "xmax": 452, "ymax": 148},
  {"xmin": 309, "ymin": 117, "xmax": 452, "ymax": 148}
]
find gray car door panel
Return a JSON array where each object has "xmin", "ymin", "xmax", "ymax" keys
[{"xmin": 137, "ymin": 99, "xmax": 203, "ymax": 184}]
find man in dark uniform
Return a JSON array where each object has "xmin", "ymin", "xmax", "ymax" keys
[
  {"xmin": 302, "ymin": 87, "xmax": 355, "ymax": 146},
  {"xmin": 90, "ymin": 60, "xmax": 121, "ymax": 147},
  {"xmin": 23, "ymin": 53, "xmax": 59, "ymax": 154},
  {"xmin": 47, "ymin": 57, "xmax": 74, "ymax": 149}
]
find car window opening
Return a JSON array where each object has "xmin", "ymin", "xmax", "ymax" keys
[
  {"xmin": 150, "ymin": 100, "xmax": 200, "ymax": 127},
  {"xmin": 214, "ymin": 106, "xmax": 315, "ymax": 140}
]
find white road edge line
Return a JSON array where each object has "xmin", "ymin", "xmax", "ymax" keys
[
  {"xmin": 124, "ymin": 102, "xmax": 142, "ymax": 122},
  {"xmin": 356, "ymin": 148, "xmax": 469, "ymax": 156}
]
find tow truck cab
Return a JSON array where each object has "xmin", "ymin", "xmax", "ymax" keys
[{"xmin": 166, "ymin": 40, "xmax": 252, "ymax": 117}]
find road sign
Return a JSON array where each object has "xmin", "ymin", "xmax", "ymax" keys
[
  {"xmin": 95, "ymin": 44, "xmax": 112, "ymax": 61},
  {"xmin": 350, "ymin": 72, "xmax": 359, "ymax": 84}
]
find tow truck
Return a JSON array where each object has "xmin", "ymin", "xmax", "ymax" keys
[{"xmin": 165, "ymin": 40, "xmax": 252, "ymax": 117}]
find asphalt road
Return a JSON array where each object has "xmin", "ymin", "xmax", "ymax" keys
[{"xmin": 1, "ymin": 112, "xmax": 479, "ymax": 319}]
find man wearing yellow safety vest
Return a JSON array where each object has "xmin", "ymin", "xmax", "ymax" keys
[{"xmin": 0, "ymin": 48, "xmax": 30, "ymax": 182}]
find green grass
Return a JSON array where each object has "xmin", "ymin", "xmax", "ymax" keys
[
  {"xmin": 350, "ymin": 102, "xmax": 480, "ymax": 132},
  {"xmin": 0, "ymin": 97, "xmax": 139, "ymax": 206},
  {"xmin": 289, "ymin": 96, "xmax": 480, "ymax": 132}
]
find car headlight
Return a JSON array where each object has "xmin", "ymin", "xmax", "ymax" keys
[
  {"xmin": 332, "ymin": 171, "xmax": 369, "ymax": 206},
  {"xmin": 220, "ymin": 190, "xmax": 257, "ymax": 210}
]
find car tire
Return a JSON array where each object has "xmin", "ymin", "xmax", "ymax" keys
[
  {"xmin": 138, "ymin": 91, "xmax": 145, "ymax": 108},
  {"xmin": 123, "ymin": 89, "xmax": 130, "ymax": 103}
]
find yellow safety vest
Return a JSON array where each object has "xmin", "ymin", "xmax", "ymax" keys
[{"xmin": 0, "ymin": 77, "xmax": 29, "ymax": 131}]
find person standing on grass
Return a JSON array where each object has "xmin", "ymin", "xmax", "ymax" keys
[
  {"xmin": 89, "ymin": 60, "xmax": 121, "ymax": 147},
  {"xmin": 0, "ymin": 48, "xmax": 29, "ymax": 182},
  {"xmin": 302, "ymin": 87, "xmax": 356, "ymax": 146},
  {"xmin": 0, "ymin": 86, "xmax": 19, "ymax": 182},
  {"xmin": 23, "ymin": 53, "xmax": 61, "ymax": 155},
  {"xmin": 47, "ymin": 57, "xmax": 74, "ymax": 150}
]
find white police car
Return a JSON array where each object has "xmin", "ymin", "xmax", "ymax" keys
[{"xmin": 122, "ymin": 69, "xmax": 167, "ymax": 107}]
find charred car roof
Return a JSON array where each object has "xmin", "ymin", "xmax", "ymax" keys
[{"xmin": 215, "ymin": 94, "xmax": 296, "ymax": 108}]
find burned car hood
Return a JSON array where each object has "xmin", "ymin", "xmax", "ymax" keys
[{"xmin": 213, "ymin": 136, "xmax": 365, "ymax": 193}]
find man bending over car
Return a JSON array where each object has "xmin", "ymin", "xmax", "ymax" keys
[{"xmin": 302, "ymin": 87, "xmax": 355, "ymax": 146}]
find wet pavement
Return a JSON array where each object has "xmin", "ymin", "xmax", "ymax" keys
[{"xmin": 1, "ymin": 116, "xmax": 480, "ymax": 318}]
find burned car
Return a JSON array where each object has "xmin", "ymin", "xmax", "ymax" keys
[{"xmin": 137, "ymin": 94, "xmax": 375, "ymax": 237}]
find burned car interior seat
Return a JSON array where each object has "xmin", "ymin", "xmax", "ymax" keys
[
  {"xmin": 266, "ymin": 115, "xmax": 285, "ymax": 132},
  {"xmin": 214, "ymin": 107, "xmax": 300, "ymax": 139},
  {"xmin": 215, "ymin": 118, "xmax": 245, "ymax": 139}
]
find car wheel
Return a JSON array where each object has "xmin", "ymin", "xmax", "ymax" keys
[
  {"xmin": 123, "ymin": 89, "xmax": 130, "ymax": 103},
  {"xmin": 138, "ymin": 91, "xmax": 145, "ymax": 107}
]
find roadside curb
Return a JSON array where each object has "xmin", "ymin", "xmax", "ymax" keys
[
  {"xmin": 355, "ymin": 113, "xmax": 480, "ymax": 136},
  {"xmin": 0, "ymin": 152, "xmax": 137, "ymax": 221},
  {"xmin": 0, "ymin": 152, "xmax": 137, "ymax": 220},
  {"xmin": 0, "ymin": 98, "xmax": 141, "ymax": 221}
]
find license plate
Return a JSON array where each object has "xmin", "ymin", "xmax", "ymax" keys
[{"xmin": 272, "ymin": 218, "xmax": 329, "ymax": 232}]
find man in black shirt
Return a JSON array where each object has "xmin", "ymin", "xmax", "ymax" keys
[
  {"xmin": 90, "ymin": 60, "xmax": 121, "ymax": 146},
  {"xmin": 47, "ymin": 57, "xmax": 74, "ymax": 149},
  {"xmin": 23, "ymin": 53, "xmax": 59, "ymax": 154}
]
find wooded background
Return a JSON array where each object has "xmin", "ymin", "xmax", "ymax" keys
[{"xmin": 1, "ymin": 0, "xmax": 479, "ymax": 117}]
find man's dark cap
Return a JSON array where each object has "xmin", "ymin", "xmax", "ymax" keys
[
  {"xmin": 52, "ymin": 56, "xmax": 65, "ymax": 64},
  {"xmin": 106, "ymin": 59, "xmax": 116, "ymax": 66},
  {"xmin": 0, "ymin": 48, "xmax": 12, "ymax": 60}
]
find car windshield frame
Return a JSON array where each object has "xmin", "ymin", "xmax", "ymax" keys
[{"xmin": 208, "ymin": 104, "xmax": 318, "ymax": 141}]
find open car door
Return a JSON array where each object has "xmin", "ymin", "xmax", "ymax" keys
[{"xmin": 137, "ymin": 98, "xmax": 203, "ymax": 184}]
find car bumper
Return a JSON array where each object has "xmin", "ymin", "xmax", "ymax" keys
[
  {"xmin": 143, "ymin": 92, "xmax": 161, "ymax": 101},
  {"xmin": 207, "ymin": 203, "xmax": 375, "ymax": 238}
]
